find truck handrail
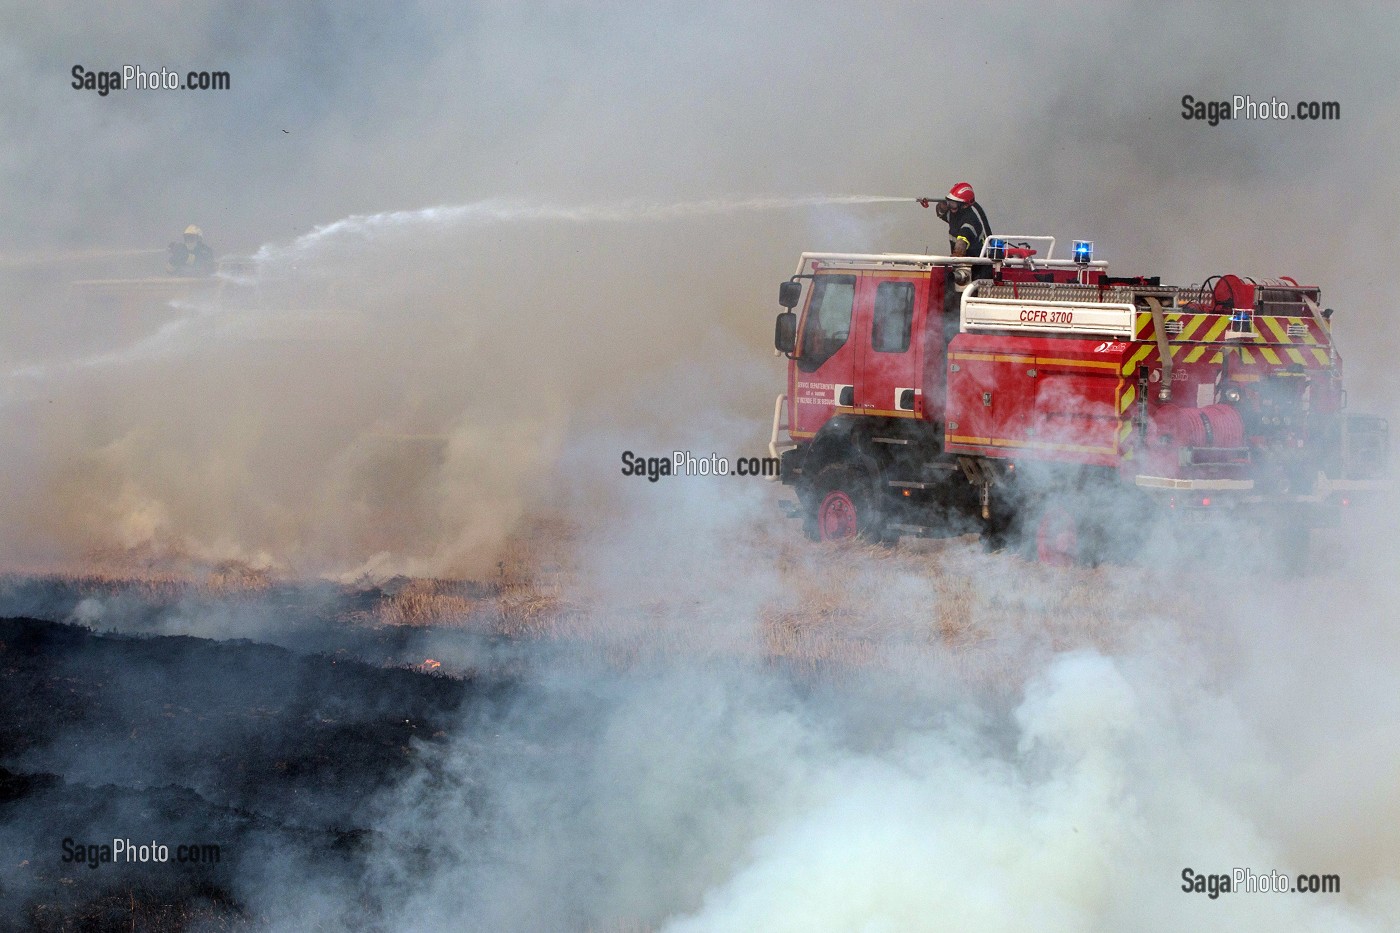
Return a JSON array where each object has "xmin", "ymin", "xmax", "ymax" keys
[
  {"xmin": 793, "ymin": 251, "xmax": 1108, "ymax": 277},
  {"xmin": 979, "ymin": 235, "xmax": 1056, "ymax": 260},
  {"xmin": 768, "ymin": 393, "xmax": 795, "ymax": 478}
]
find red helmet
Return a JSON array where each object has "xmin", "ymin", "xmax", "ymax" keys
[{"xmin": 946, "ymin": 182, "xmax": 975, "ymax": 204}]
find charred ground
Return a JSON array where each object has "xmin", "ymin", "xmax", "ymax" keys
[{"xmin": 0, "ymin": 598, "xmax": 507, "ymax": 931}]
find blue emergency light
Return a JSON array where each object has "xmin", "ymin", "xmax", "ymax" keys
[
  {"xmin": 1072, "ymin": 240, "xmax": 1093, "ymax": 264},
  {"xmin": 987, "ymin": 237, "xmax": 1006, "ymax": 262},
  {"xmin": 1229, "ymin": 307, "xmax": 1254, "ymax": 336}
]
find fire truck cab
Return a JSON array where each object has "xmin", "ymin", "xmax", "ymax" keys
[{"xmin": 769, "ymin": 238, "xmax": 1388, "ymax": 566}]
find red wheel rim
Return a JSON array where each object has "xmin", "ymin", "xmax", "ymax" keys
[
  {"xmin": 1036, "ymin": 507, "xmax": 1077, "ymax": 566},
  {"xmin": 818, "ymin": 491, "xmax": 858, "ymax": 541}
]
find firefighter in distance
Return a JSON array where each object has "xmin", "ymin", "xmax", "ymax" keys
[{"xmin": 167, "ymin": 224, "xmax": 215, "ymax": 276}]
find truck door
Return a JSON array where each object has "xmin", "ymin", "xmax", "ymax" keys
[
  {"xmin": 855, "ymin": 277, "xmax": 925, "ymax": 417},
  {"xmin": 790, "ymin": 274, "xmax": 858, "ymax": 436}
]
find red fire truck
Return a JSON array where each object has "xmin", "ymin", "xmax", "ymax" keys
[{"xmin": 768, "ymin": 237, "xmax": 1388, "ymax": 565}]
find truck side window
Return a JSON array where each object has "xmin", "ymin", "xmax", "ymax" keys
[
  {"xmin": 872, "ymin": 281, "xmax": 914, "ymax": 353},
  {"xmin": 797, "ymin": 275, "xmax": 855, "ymax": 372}
]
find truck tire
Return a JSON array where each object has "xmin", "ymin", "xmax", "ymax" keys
[{"xmin": 806, "ymin": 462, "xmax": 886, "ymax": 543}]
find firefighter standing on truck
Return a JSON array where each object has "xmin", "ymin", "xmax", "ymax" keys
[{"xmin": 918, "ymin": 183, "xmax": 991, "ymax": 257}]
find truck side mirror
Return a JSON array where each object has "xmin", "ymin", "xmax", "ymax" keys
[
  {"xmin": 775, "ymin": 311, "xmax": 797, "ymax": 355},
  {"xmin": 778, "ymin": 280, "xmax": 801, "ymax": 308}
]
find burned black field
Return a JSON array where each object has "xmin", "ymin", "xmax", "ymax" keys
[{"xmin": 0, "ymin": 578, "xmax": 514, "ymax": 931}]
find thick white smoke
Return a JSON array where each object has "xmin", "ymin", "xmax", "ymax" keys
[{"xmin": 230, "ymin": 473, "xmax": 1399, "ymax": 932}]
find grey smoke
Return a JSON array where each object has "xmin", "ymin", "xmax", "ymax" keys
[
  {"xmin": 3, "ymin": 3, "xmax": 1399, "ymax": 569},
  {"xmin": 2, "ymin": 2, "xmax": 1399, "ymax": 929}
]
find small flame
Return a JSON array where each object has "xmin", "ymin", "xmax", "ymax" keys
[{"xmin": 421, "ymin": 658, "xmax": 442, "ymax": 670}]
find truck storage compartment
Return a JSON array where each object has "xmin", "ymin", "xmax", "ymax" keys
[{"xmin": 944, "ymin": 333, "xmax": 1130, "ymax": 467}]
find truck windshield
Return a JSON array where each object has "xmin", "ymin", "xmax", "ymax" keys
[{"xmin": 797, "ymin": 275, "xmax": 855, "ymax": 372}]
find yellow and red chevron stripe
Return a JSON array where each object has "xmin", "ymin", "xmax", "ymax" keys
[{"xmin": 1131, "ymin": 312, "xmax": 1331, "ymax": 367}]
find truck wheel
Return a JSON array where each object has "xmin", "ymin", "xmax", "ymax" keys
[
  {"xmin": 1035, "ymin": 506, "xmax": 1080, "ymax": 566},
  {"xmin": 807, "ymin": 463, "xmax": 885, "ymax": 543}
]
